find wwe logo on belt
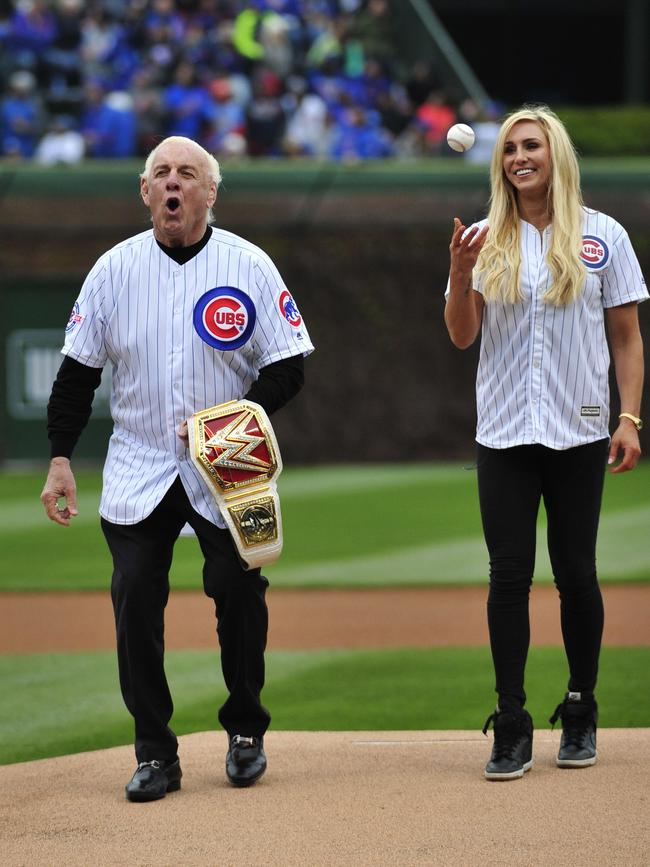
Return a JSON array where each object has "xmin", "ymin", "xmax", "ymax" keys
[
  {"xmin": 192, "ymin": 401, "xmax": 279, "ymax": 493},
  {"xmin": 205, "ymin": 410, "xmax": 272, "ymax": 474}
]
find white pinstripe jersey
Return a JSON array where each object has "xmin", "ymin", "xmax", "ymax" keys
[
  {"xmin": 449, "ymin": 209, "xmax": 648, "ymax": 450},
  {"xmin": 62, "ymin": 227, "xmax": 314, "ymax": 526}
]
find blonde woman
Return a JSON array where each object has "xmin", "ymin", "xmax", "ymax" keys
[{"xmin": 445, "ymin": 105, "xmax": 647, "ymax": 781}]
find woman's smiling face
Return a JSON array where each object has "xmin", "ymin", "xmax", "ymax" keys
[{"xmin": 502, "ymin": 120, "xmax": 551, "ymax": 201}]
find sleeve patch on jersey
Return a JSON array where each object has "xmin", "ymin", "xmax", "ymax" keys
[
  {"xmin": 193, "ymin": 287, "xmax": 256, "ymax": 351},
  {"xmin": 278, "ymin": 290, "xmax": 302, "ymax": 327},
  {"xmin": 65, "ymin": 301, "xmax": 85, "ymax": 332},
  {"xmin": 580, "ymin": 236, "xmax": 610, "ymax": 270}
]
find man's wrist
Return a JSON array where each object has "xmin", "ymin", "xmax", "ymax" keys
[
  {"xmin": 49, "ymin": 434, "xmax": 76, "ymax": 460},
  {"xmin": 50, "ymin": 456, "xmax": 71, "ymax": 465}
]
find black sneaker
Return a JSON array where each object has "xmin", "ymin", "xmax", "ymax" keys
[
  {"xmin": 482, "ymin": 708, "xmax": 534, "ymax": 781},
  {"xmin": 549, "ymin": 692, "xmax": 598, "ymax": 768},
  {"xmin": 226, "ymin": 735, "xmax": 267, "ymax": 787},
  {"xmin": 125, "ymin": 758, "xmax": 182, "ymax": 802}
]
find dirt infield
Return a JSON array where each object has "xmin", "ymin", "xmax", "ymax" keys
[
  {"xmin": 1, "ymin": 584, "xmax": 649, "ymax": 653},
  {"xmin": 2, "ymin": 586, "xmax": 649, "ymax": 865},
  {"xmin": 1, "ymin": 729, "xmax": 649, "ymax": 867}
]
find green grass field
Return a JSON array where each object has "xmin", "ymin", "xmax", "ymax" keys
[
  {"xmin": 1, "ymin": 462, "xmax": 649, "ymax": 591},
  {"xmin": 1, "ymin": 646, "xmax": 649, "ymax": 766},
  {"xmin": 1, "ymin": 463, "xmax": 648, "ymax": 766}
]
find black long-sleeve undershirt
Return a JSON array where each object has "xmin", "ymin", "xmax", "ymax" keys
[
  {"xmin": 47, "ymin": 353, "xmax": 305, "ymax": 459},
  {"xmin": 244, "ymin": 353, "xmax": 304, "ymax": 415},
  {"xmin": 47, "ymin": 357, "xmax": 103, "ymax": 459}
]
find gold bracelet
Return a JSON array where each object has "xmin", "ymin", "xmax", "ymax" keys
[{"xmin": 619, "ymin": 412, "xmax": 643, "ymax": 431}]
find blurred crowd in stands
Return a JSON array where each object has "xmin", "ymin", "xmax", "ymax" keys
[{"xmin": 0, "ymin": 0, "xmax": 500, "ymax": 163}]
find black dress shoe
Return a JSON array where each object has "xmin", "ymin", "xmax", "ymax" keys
[
  {"xmin": 125, "ymin": 758, "xmax": 182, "ymax": 802},
  {"xmin": 226, "ymin": 735, "xmax": 266, "ymax": 787}
]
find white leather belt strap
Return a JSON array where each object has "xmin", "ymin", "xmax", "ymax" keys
[{"xmin": 188, "ymin": 400, "xmax": 283, "ymax": 569}]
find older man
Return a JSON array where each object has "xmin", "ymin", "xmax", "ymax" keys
[{"xmin": 41, "ymin": 137, "xmax": 314, "ymax": 801}]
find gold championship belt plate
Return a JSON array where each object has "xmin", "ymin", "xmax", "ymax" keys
[{"xmin": 188, "ymin": 400, "xmax": 283, "ymax": 569}]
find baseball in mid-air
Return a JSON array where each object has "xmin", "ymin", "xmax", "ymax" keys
[{"xmin": 447, "ymin": 123, "xmax": 475, "ymax": 153}]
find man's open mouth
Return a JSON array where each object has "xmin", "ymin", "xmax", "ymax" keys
[{"xmin": 166, "ymin": 198, "xmax": 180, "ymax": 211}]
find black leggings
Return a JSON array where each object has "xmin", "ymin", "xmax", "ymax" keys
[
  {"xmin": 476, "ymin": 439, "xmax": 609, "ymax": 710},
  {"xmin": 102, "ymin": 477, "xmax": 271, "ymax": 764}
]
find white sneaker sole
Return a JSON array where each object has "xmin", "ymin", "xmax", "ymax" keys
[
  {"xmin": 485, "ymin": 759, "xmax": 533, "ymax": 781},
  {"xmin": 556, "ymin": 755, "xmax": 597, "ymax": 768}
]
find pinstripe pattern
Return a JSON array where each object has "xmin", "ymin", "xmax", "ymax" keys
[
  {"xmin": 62, "ymin": 228, "xmax": 314, "ymax": 526},
  {"xmin": 450, "ymin": 209, "xmax": 648, "ymax": 450}
]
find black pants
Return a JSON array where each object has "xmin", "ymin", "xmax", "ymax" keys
[
  {"xmin": 101, "ymin": 477, "xmax": 270, "ymax": 764},
  {"xmin": 476, "ymin": 439, "xmax": 609, "ymax": 710}
]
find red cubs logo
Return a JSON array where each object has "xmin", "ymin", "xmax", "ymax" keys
[
  {"xmin": 580, "ymin": 236, "xmax": 609, "ymax": 270},
  {"xmin": 193, "ymin": 287, "xmax": 256, "ymax": 350},
  {"xmin": 279, "ymin": 289, "xmax": 302, "ymax": 327},
  {"xmin": 204, "ymin": 297, "xmax": 246, "ymax": 339}
]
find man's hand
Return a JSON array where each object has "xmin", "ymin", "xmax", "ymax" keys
[
  {"xmin": 41, "ymin": 457, "xmax": 79, "ymax": 525},
  {"xmin": 608, "ymin": 421, "xmax": 641, "ymax": 474},
  {"xmin": 177, "ymin": 419, "xmax": 189, "ymax": 446}
]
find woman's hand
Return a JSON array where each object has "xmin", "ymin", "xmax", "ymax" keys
[
  {"xmin": 608, "ymin": 420, "xmax": 641, "ymax": 473},
  {"xmin": 449, "ymin": 217, "xmax": 489, "ymax": 273},
  {"xmin": 444, "ymin": 218, "xmax": 488, "ymax": 349}
]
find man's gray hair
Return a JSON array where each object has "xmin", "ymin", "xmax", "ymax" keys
[{"xmin": 140, "ymin": 136, "xmax": 222, "ymax": 223}]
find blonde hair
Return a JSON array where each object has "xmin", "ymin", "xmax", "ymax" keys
[
  {"xmin": 140, "ymin": 136, "xmax": 222, "ymax": 224},
  {"xmin": 476, "ymin": 105, "xmax": 585, "ymax": 306}
]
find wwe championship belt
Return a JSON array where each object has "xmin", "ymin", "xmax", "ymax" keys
[{"xmin": 188, "ymin": 400, "xmax": 283, "ymax": 569}]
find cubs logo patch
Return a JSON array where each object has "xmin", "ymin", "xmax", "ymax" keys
[
  {"xmin": 580, "ymin": 236, "xmax": 609, "ymax": 270},
  {"xmin": 278, "ymin": 289, "xmax": 302, "ymax": 327},
  {"xmin": 193, "ymin": 287, "xmax": 256, "ymax": 350},
  {"xmin": 65, "ymin": 301, "xmax": 84, "ymax": 333}
]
